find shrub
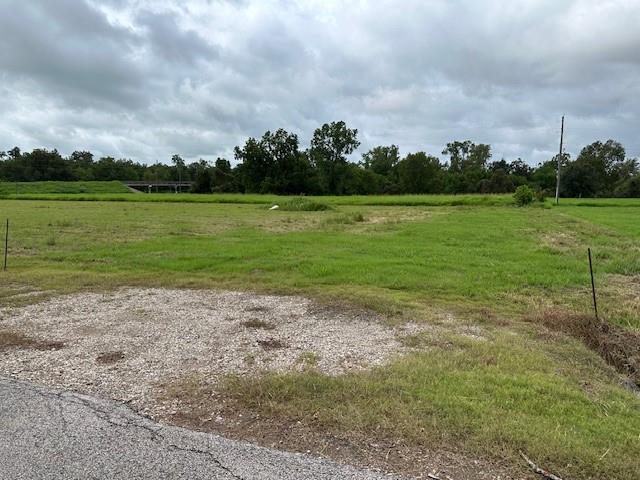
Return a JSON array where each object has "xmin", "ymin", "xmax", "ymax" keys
[{"xmin": 513, "ymin": 185, "xmax": 535, "ymax": 206}]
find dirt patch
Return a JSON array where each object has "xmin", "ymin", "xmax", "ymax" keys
[
  {"xmin": 242, "ymin": 319, "xmax": 275, "ymax": 330},
  {"xmin": 0, "ymin": 288, "xmax": 429, "ymax": 419},
  {"xmin": 257, "ymin": 338, "xmax": 288, "ymax": 350},
  {"xmin": 527, "ymin": 309, "xmax": 640, "ymax": 387},
  {"xmin": 244, "ymin": 305, "xmax": 269, "ymax": 313},
  {"xmin": 96, "ymin": 350, "xmax": 125, "ymax": 365},
  {"xmin": 0, "ymin": 330, "xmax": 64, "ymax": 351}
]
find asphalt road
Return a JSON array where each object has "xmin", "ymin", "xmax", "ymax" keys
[{"xmin": 0, "ymin": 377, "xmax": 396, "ymax": 480}]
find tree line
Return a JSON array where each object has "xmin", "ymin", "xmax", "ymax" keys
[{"xmin": 1, "ymin": 121, "xmax": 638, "ymax": 197}]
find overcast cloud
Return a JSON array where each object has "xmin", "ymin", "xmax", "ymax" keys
[{"xmin": 1, "ymin": 0, "xmax": 639, "ymax": 165}]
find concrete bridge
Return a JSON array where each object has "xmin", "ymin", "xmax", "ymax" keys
[{"xmin": 123, "ymin": 181, "xmax": 195, "ymax": 193}]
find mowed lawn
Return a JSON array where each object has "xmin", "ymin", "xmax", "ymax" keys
[{"xmin": 1, "ymin": 196, "xmax": 639, "ymax": 479}]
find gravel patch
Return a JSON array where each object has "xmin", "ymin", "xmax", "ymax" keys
[{"xmin": 0, "ymin": 288, "xmax": 427, "ymax": 418}]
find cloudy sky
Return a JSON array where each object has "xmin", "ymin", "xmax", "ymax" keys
[{"xmin": 1, "ymin": 0, "xmax": 639, "ymax": 165}]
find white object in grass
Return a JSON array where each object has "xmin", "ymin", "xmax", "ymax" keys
[{"xmin": 269, "ymin": 205, "xmax": 279, "ymax": 210}]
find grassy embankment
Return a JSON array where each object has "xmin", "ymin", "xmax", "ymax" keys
[
  {"xmin": 0, "ymin": 194, "xmax": 639, "ymax": 479},
  {"xmin": 0, "ymin": 181, "xmax": 131, "ymax": 195}
]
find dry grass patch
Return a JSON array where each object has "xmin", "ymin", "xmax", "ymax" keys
[
  {"xmin": 527, "ymin": 309, "xmax": 640, "ymax": 387},
  {"xmin": 539, "ymin": 230, "xmax": 580, "ymax": 253},
  {"xmin": 602, "ymin": 274, "xmax": 640, "ymax": 328}
]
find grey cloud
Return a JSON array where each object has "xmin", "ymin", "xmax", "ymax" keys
[
  {"xmin": 0, "ymin": 0, "xmax": 639, "ymax": 165},
  {"xmin": 0, "ymin": 0, "xmax": 144, "ymax": 109},
  {"xmin": 136, "ymin": 10, "xmax": 219, "ymax": 66}
]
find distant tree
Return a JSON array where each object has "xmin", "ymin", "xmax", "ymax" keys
[
  {"xmin": 309, "ymin": 121, "xmax": 360, "ymax": 194},
  {"xmin": 93, "ymin": 157, "xmax": 143, "ymax": 181},
  {"xmin": 171, "ymin": 154, "xmax": 186, "ymax": 188},
  {"xmin": 234, "ymin": 137, "xmax": 270, "ymax": 192},
  {"xmin": 532, "ymin": 159, "xmax": 559, "ymax": 194},
  {"xmin": 396, "ymin": 152, "xmax": 443, "ymax": 193},
  {"xmin": 21, "ymin": 149, "xmax": 71, "ymax": 181},
  {"xmin": 614, "ymin": 175, "xmax": 640, "ymax": 197},
  {"xmin": 340, "ymin": 164, "xmax": 385, "ymax": 194},
  {"xmin": 212, "ymin": 158, "xmax": 235, "ymax": 192},
  {"xmin": 562, "ymin": 160, "xmax": 598, "ymax": 197},
  {"xmin": 261, "ymin": 129, "xmax": 312, "ymax": 194},
  {"xmin": 573, "ymin": 140, "xmax": 626, "ymax": 196},
  {"xmin": 7, "ymin": 147, "xmax": 21, "ymax": 159},
  {"xmin": 508, "ymin": 158, "xmax": 532, "ymax": 179},
  {"xmin": 489, "ymin": 159, "xmax": 509, "ymax": 173},
  {"xmin": 234, "ymin": 129, "xmax": 313, "ymax": 194},
  {"xmin": 481, "ymin": 168, "xmax": 514, "ymax": 193},
  {"xmin": 442, "ymin": 140, "xmax": 491, "ymax": 192},
  {"xmin": 191, "ymin": 159, "xmax": 213, "ymax": 193},
  {"xmin": 442, "ymin": 140, "xmax": 471, "ymax": 174},
  {"xmin": 69, "ymin": 151, "xmax": 95, "ymax": 180},
  {"xmin": 443, "ymin": 141, "xmax": 491, "ymax": 170},
  {"xmin": 361, "ymin": 145, "xmax": 400, "ymax": 177}
]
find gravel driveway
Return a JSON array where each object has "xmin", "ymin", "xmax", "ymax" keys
[{"xmin": 0, "ymin": 288, "xmax": 426, "ymax": 418}]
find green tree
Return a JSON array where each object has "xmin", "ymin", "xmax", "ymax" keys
[
  {"xmin": 442, "ymin": 140, "xmax": 491, "ymax": 192},
  {"xmin": 309, "ymin": 121, "xmax": 360, "ymax": 194},
  {"xmin": 573, "ymin": 140, "xmax": 626, "ymax": 196},
  {"xmin": 69, "ymin": 151, "xmax": 95, "ymax": 180},
  {"xmin": 234, "ymin": 129, "xmax": 313, "ymax": 194},
  {"xmin": 261, "ymin": 129, "xmax": 311, "ymax": 194},
  {"xmin": 171, "ymin": 154, "xmax": 186, "ymax": 189},
  {"xmin": 481, "ymin": 168, "xmax": 514, "ymax": 193},
  {"xmin": 562, "ymin": 160, "xmax": 598, "ymax": 197},
  {"xmin": 396, "ymin": 152, "xmax": 443, "ymax": 193},
  {"xmin": 361, "ymin": 145, "xmax": 399, "ymax": 177},
  {"xmin": 191, "ymin": 159, "xmax": 213, "ymax": 193},
  {"xmin": 212, "ymin": 158, "xmax": 235, "ymax": 192},
  {"xmin": 234, "ymin": 137, "xmax": 270, "ymax": 192}
]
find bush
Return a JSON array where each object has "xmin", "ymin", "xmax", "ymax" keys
[
  {"xmin": 276, "ymin": 197, "xmax": 332, "ymax": 211},
  {"xmin": 513, "ymin": 185, "xmax": 535, "ymax": 206}
]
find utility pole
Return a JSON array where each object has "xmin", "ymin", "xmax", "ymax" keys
[{"xmin": 555, "ymin": 115, "xmax": 564, "ymax": 205}]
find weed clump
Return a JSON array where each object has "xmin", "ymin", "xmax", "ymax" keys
[{"xmin": 276, "ymin": 198, "xmax": 332, "ymax": 211}]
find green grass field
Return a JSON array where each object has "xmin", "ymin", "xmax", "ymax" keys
[
  {"xmin": 0, "ymin": 182, "xmax": 519, "ymax": 206},
  {"xmin": 1, "ymin": 194, "xmax": 639, "ymax": 479},
  {"xmin": 0, "ymin": 181, "xmax": 131, "ymax": 195}
]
